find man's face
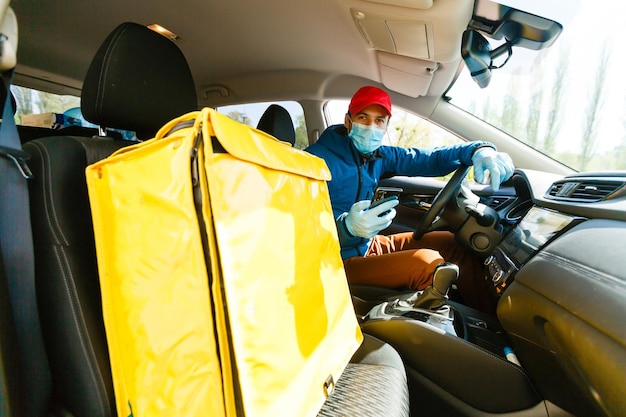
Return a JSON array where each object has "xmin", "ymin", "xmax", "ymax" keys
[{"xmin": 344, "ymin": 104, "xmax": 390, "ymax": 130}]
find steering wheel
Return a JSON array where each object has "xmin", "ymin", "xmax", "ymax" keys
[{"xmin": 412, "ymin": 164, "xmax": 471, "ymax": 241}]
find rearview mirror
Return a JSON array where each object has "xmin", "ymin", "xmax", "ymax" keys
[
  {"xmin": 462, "ymin": 2, "xmax": 563, "ymax": 88},
  {"xmin": 461, "ymin": 29, "xmax": 494, "ymax": 88},
  {"xmin": 460, "ymin": 29, "xmax": 513, "ymax": 88}
]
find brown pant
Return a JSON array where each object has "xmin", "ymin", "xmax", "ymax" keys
[{"xmin": 343, "ymin": 231, "xmax": 496, "ymax": 314}]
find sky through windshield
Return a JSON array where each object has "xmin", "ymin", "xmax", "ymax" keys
[{"xmin": 448, "ymin": 0, "xmax": 626, "ymax": 171}]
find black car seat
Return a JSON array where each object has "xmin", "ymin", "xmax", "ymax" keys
[
  {"xmin": 0, "ymin": 251, "xmax": 49, "ymax": 417},
  {"xmin": 0, "ymin": 5, "xmax": 53, "ymax": 416},
  {"xmin": 25, "ymin": 22, "xmax": 410, "ymax": 417},
  {"xmin": 23, "ymin": 22, "xmax": 197, "ymax": 416},
  {"xmin": 256, "ymin": 103, "xmax": 297, "ymax": 146}
]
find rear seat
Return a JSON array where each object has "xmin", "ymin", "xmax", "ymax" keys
[
  {"xmin": 16, "ymin": 125, "xmax": 59, "ymax": 143},
  {"xmin": 25, "ymin": 21, "xmax": 410, "ymax": 417}
]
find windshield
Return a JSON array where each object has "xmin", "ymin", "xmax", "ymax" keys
[{"xmin": 447, "ymin": 0, "xmax": 625, "ymax": 172}]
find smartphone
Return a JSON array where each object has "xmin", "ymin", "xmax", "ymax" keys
[{"xmin": 369, "ymin": 187, "xmax": 403, "ymax": 213}]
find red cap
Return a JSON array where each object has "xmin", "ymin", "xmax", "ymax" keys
[{"xmin": 348, "ymin": 86, "xmax": 392, "ymax": 117}]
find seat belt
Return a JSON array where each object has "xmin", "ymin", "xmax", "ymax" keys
[{"xmin": 0, "ymin": 27, "xmax": 51, "ymax": 417}]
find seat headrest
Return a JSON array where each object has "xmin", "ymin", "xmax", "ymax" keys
[
  {"xmin": 256, "ymin": 104, "xmax": 296, "ymax": 146},
  {"xmin": 81, "ymin": 22, "xmax": 197, "ymax": 139}
]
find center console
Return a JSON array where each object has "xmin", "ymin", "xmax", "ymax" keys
[
  {"xmin": 360, "ymin": 206, "xmax": 583, "ymax": 355},
  {"xmin": 484, "ymin": 206, "xmax": 582, "ymax": 295},
  {"xmin": 355, "ymin": 205, "xmax": 585, "ymax": 414},
  {"xmin": 362, "ymin": 296, "xmax": 509, "ymax": 357}
]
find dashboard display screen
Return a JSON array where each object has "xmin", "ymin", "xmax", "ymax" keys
[{"xmin": 499, "ymin": 206, "xmax": 576, "ymax": 266}]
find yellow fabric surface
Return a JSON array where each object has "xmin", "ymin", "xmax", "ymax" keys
[
  {"xmin": 86, "ymin": 127, "xmax": 226, "ymax": 416},
  {"xmin": 86, "ymin": 108, "xmax": 362, "ymax": 416}
]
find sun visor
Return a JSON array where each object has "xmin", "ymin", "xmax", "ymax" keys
[
  {"xmin": 351, "ymin": 8, "xmax": 434, "ymax": 60},
  {"xmin": 377, "ymin": 51, "xmax": 438, "ymax": 97}
]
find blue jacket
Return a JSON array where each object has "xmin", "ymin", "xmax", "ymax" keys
[{"xmin": 305, "ymin": 124, "xmax": 492, "ymax": 259}]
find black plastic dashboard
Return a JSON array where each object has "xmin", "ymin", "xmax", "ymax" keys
[
  {"xmin": 507, "ymin": 169, "xmax": 626, "ymax": 222},
  {"xmin": 490, "ymin": 169, "xmax": 626, "ymax": 416},
  {"xmin": 358, "ymin": 169, "xmax": 626, "ymax": 416},
  {"xmin": 484, "ymin": 206, "xmax": 584, "ymax": 295},
  {"xmin": 483, "ymin": 169, "xmax": 626, "ymax": 294}
]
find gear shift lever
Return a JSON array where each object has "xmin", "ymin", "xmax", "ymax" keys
[{"xmin": 410, "ymin": 262, "xmax": 459, "ymax": 311}]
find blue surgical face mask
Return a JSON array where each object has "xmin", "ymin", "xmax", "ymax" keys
[{"xmin": 348, "ymin": 121, "xmax": 385, "ymax": 154}]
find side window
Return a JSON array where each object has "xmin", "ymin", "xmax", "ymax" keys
[
  {"xmin": 11, "ymin": 85, "xmax": 137, "ymax": 140},
  {"xmin": 216, "ymin": 101, "xmax": 308, "ymax": 150},
  {"xmin": 324, "ymin": 99, "xmax": 464, "ymax": 149},
  {"xmin": 11, "ymin": 85, "xmax": 81, "ymax": 126}
]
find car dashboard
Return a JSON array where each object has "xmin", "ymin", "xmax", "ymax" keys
[
  {"xmin": 483, "ymin": 169, "xmax": 626, "ymax": 291},
  {"xmin": 361, "ymin": 169, "xmax": 626, "ymax": 416},
  {"xmin": 486, "ymin": 169, "xmax": 626, "ymax": 417}
]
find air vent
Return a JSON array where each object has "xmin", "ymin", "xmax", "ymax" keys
[
  {"xmin": 546, "ymin": 179, "xmax": 626, "ymax": 202},
  {"xmin": 483, "ymin": 196, "xmax": 515, "ymax": 210}
]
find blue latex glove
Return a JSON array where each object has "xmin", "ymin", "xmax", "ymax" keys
[
  {"xmin": 345, "ymin": 199, "xmax": 399, "ymax": 238},
  {"xmin": 472, "ymin": 147, "xmax": 514, "ymax": 191}
]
